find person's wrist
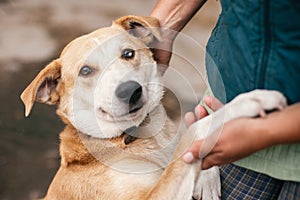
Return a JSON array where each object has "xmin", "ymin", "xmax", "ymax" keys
[{"xmin": 150, "ymin": 11, "xmax": 179, "ymax": 42}]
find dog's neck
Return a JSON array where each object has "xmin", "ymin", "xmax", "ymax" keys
[
  {"xmin": 58, "ymin": 104, "xmax": 176, "ymax": 168},
  {"xmin": 123, "ymin": 104, "xmax": 168, "ymax": 144}
]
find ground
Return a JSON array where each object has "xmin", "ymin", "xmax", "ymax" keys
[{"xmin": 0, "ymin": 0, "xmax": 220, "ymax": 199}]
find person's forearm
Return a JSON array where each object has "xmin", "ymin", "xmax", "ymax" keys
[
  {"xmin": 148, "ymin": 0, "xmax": 206, "ymax": 70},
  {"xmin": 254, "ymin": 103, "xmax": 300, "ymax": 148},
  {"xmin": 150, "ymin": 0, "xmax": 206, "ymax": 35}
]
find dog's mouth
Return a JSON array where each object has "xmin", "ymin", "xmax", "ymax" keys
[
  {"xmin": 122, "ymin": 126, "xmax": 138, "ymax": 145},
  {"xmin": 127, "ymin": 100, "xmax": 145, "ymax": 116},
  {"xmin": 129, "ymin": 104, "xmax": 143, "ymax": 114},
  {"xmin": 98, "ymin": 102, "xmax": 145, "ymax": 122}
]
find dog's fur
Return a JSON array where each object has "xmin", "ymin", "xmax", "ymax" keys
[{"xmin": 21, "ymin": 16, "xmax": 287, "ymax": 200}]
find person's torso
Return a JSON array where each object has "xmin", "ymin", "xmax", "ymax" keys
[
  {"xmin": 206, "ymin": 0, "xmax": 300, "ymax": 104},
  {"xmin": 205, "ymin": 0, "xmax": 300, "ymax": 182}
]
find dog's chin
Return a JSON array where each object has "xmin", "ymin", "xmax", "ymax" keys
[
  {"xmin": 72, "ymin": 100, "xmax": 161, "ymax": 139},
  {"xmin": 79, "ymin": 105, "xmax": 147, "ymax": 139},
  {"xmin": 97, "ymin": 104, "xmax": 144, "ymax": 123}
]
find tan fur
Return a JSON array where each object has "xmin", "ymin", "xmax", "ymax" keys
[
  {"xmin": 21, "ymin": 16, "xmax": 222, "ymax": 200},
  {"xmin": 21, "ymin": 60, "xmax": 61, "ymax": 116},
  {"xmin": 44, "ymin": 118, "xmax": 179, "ymax": 200},
  {"xmin": 21, "ymin": 15, "xmax": 286, "ymax": 200},
  {"xmin": 115, "ymin": 15, "xmax": 162, "ymax": 45}
]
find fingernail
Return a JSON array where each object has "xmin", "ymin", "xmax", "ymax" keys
[{"xmin": 183, "ymin": 152, "xmax": 194, "ymax": 163}]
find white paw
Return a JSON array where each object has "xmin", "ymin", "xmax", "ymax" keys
[
  {"xmin": 227, "ymin": 89, "xmax": 287, "ymax": 119},
  {"xmin": 193, "ymin": 166, "xmax": 220, "ymax": 200}
]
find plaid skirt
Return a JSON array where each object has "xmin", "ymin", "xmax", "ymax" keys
[{"xmin": 220, "ymin": 164, "xmax": 300, "ymax": 200}]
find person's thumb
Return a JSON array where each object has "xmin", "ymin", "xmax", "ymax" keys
[
  {"xmin": 182, "ymin": 140, "xmax": 203, "ymax": 163},
  {"xmin": 182, "ymin": 129, "xmax": 221, "ymax": 164}
]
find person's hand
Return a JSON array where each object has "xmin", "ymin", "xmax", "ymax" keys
[
  {"xmin": 182, "ymin": 96, "xmax": 267, "ymax": 170},
  {"xmin": 184, "ymin": 95, "xmax": 223, "ymax": 127},
  {"xmin": 184, "ymin": 117, "xmax": 270, "ymax": 169},
  {"xmin": 150, "ymin": 28, "xmax": 176, "ymax": 75},
  {"xmin": 149, "ymin": 0, "xmax": 207, "ymax": 75}
]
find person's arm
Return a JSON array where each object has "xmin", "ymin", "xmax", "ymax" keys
[
  {"xmin": 149, "ymin": 0, "xmax": 207, "ymax": 72},
  {"xmin": 183, "ymin": 101, "xmax": 300, "ymax": 169},
  {"xmin": 150, "ymin": 0, "xmax": 207, "ymax": 32},
  {"xmin": 256, "ymin": 103, "xmax": 300, "ymax": 145}
]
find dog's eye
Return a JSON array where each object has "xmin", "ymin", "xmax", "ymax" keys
[
  {"xmin": 122, "ymin": 49, "xmax": 135, "ymax": 60},
  {"xmin": 79, "ymin": 66, "xmax": 93, "ymax": 76}
]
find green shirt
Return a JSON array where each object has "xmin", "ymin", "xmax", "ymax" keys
[{"xmin": 205, "ymin": 0, "xmax": 300, "ymax": 181}]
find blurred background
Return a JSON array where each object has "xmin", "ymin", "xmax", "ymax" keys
[{"xmin": 0, "ymin": 0, "xmax": 220, "ymax": 199}]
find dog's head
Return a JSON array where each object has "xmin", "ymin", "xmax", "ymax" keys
[{"xmin": 21, "ymin": 15, "xmax": 165, "ymax": 139}]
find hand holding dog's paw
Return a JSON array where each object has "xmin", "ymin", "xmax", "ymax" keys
[{"xmin": 193, "ymin": 166, "xmax": 220, "ymax": 200}]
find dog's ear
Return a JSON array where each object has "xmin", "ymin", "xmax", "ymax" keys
[
  {"xmin": 114, "ymin": 15, "xmax": 162, "ymax": 45},
  {"xmin": 20, "ymin": 60, "xmax": 61, "ymax": 117}
]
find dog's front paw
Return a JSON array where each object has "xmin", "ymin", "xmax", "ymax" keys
[
  {"xmin": 193, "ymin": 166, "xmax": 220, "ymax": 200},
  {"xmin": 227, "ymin": 89, "xmax": 287, "ymax": 118}
]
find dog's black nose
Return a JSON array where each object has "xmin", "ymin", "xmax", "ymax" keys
[{"xmin": 115, "ymin": 81, "xmax": 142, "ymax": 105}]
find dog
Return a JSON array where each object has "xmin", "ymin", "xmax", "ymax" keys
[{"xmin": 21, "ymin": 15, "xmax": 287, "ymax": 200}]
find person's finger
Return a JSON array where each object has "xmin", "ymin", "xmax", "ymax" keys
[
  {"xmin": 194, "ymin": 104, "xmax": 209, "ymax": 120},
  {"xmin": 201, "ymin": 156, "xmax": 216, "ymax": 170},
  {"xmin": 183, "ymin": 145, "xmax": 217, "ymax": 169},
  {"xmin": 182, "ymin": 140, "xmax": 202, "ymax": 163},
  {"xmin": 183, "ymin": 128, "xmax": 221, "ymax": 164},
  {"xmin": 184, "ymin": 112, "xmax": 197, "ymax": 127},
  {"xmin": 204, "ymin": 96, "xmax": 223, "ymax": 111}
]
